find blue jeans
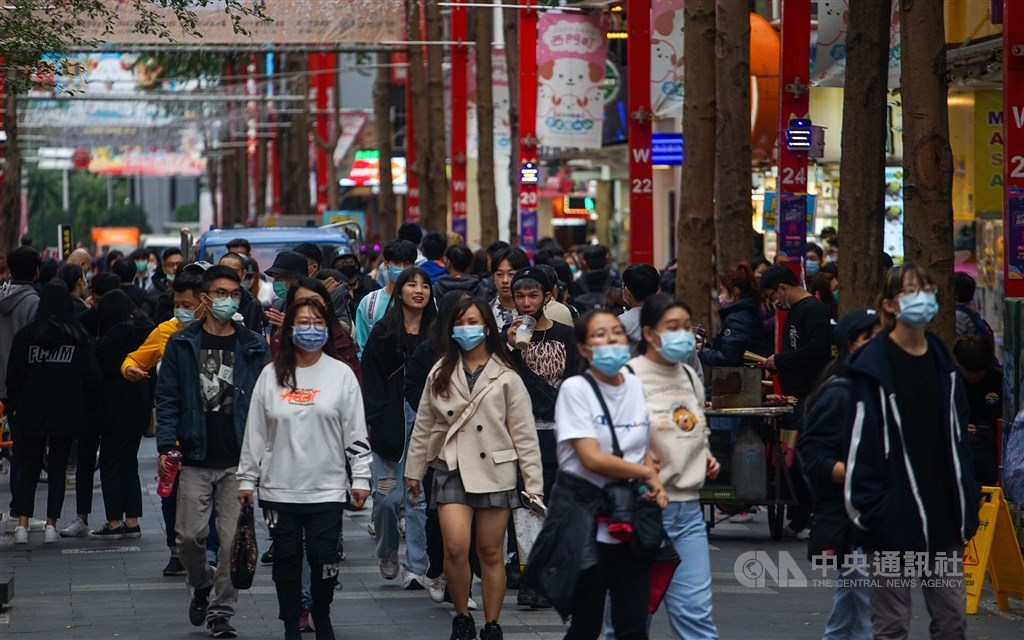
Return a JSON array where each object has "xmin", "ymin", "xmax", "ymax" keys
[
  {"xmin": 371, "ymin": 402, "xmax": 428, "ymax": 574},
  {"xmin": 825, "ymin": 550, "xmax": 871, "ymax": 640},
  {"xmin": 661, "ymin": 500, "xmax": 718, "ymax": 640}
]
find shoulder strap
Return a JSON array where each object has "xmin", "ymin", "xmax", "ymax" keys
[
  {"xmin": 582, "ymin": 373, "xmax": 623, "ymax": 458},
  {"xmin": 624, "ymin": 364, "xmax": 634, "ymax": 374},
  {"xmin": 681, "ymin": 365, "xmax": 700, "ymax": 401}
]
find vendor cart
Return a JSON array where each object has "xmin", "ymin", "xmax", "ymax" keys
[{"xmin": 700, "ymin": 406, "xmax": 797, "ymax": 540}]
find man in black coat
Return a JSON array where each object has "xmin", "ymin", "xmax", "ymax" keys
[{"xmin": 218, "ymin": 253, "xmax": 266, "ymax": 335}]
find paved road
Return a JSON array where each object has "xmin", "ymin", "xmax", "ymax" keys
[{"xmin": 2, "ymin": 449, "xmax": 1022, "ymax": 639}]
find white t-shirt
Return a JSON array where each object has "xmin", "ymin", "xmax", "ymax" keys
[{"xmin": 555, "ymin": 373, "xmax": 651, "ymax": 544}]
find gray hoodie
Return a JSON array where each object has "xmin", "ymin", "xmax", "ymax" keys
[{"xmin": 0, "ymin": 283, "xmax": 40, "ymax": 398}]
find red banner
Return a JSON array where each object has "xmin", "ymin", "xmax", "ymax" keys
[
  {"xmin": 628, "ymin": 0, "xmax": 653, "ymax": 266},
  {"xmin": 450, "ymin": 0, "xmax": 469, "ymax": 240},
  {"xmin": 777, "ymin": 0, "xmax": 811, "ymax": 278},
  {"xmin": 518, "ymin": 0, "xmax": 539, "ymax": 253},
  {"xmin": 310, "ymin": 53, "xmax": 335, "ymax": 216},
  {"xmin": 1004, "ymin": 0, "xmax": 1024, "ymax": 296},
  {"xmin": 405, "ymin": 10, "xmax": 420, "ymax": 223}
]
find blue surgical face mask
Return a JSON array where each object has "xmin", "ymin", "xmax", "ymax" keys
[
  {"xmin": 293, "ymin": 325, "xmax": 329, "ymax": 352},
  {"xmin": 208, "ymin": 297, "xmax": 239, "ymax": 322},
  {"xmin": 166, "ymin": 273, "xmax": 175, "ymax": 283},
  {"xmin": 656, "ymin": 330, "xmax": 696, "ymax": 363},
  {"xmin": 832, "ymin": 289, "xmax": 840, "ymax": 304},
  {"xmin": 897, "ymin": 290, "xmax": 938, "ymax": 328},
  {"xmin": 174, "ymin": 308, "xmax": 195, "ymax": 325},
  {"xmin": 387, "ymin": 264, "xmax": 407, "ymax": 283},
  {"xmin": 589, "ymin": 344, "xmax": 631, "ymax": 376},
  {"xmin": 806, "ymin": 260, "xmax": 821, "ymax": 276},
  {"xmin": 452, "ymin": 325, "xmax": 486, "ymax": 351}
]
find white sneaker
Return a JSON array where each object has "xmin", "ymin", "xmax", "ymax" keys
[
  {"xmin": 13, "ymin": 525, "xmax": 28, "ymax": 544},
  {"xmin": 728, "ymin": 508, "xmax": 759, "ymax": 524},
  {"xmin": 60, "ymin": 518, "xmax": 89, "ymax": 538},
  {"xmin": 379, "ymin": 551, "xmax": 399, "ymax": 580},
  {"xmin": 43, "ymin": 525, "xmax": 59, "ymax": 544},
  {"xmin": 38, "ymin": 470, "xmax": 48, "ymax": 483},
  {"xmin": 398, "ymin": 516, "xmax": 406, "ymax": 539},
  {"xmin": 425, "ymin": 576, "xmax": 446, "ymax": 603},
  {"xmin": 367, "ymin": 521, "xmax": 376, "ymax": 538},
  {"xmin": 4, "ymin": 515, "xmax": 45, "ymax": 533},
  {"xmin": 403, "ymin": 569, "xmax": 425, "ymax": 591},
  {"xmin": 467, "ymin": 596, "xmax": 478, "ymax": 611},
  {"xmin": 796, "ymin": 527, "xmax": 811, "ymax": 541}
]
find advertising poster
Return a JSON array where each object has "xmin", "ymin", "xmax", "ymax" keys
[
  {"xmin": 778, "ymin": 194, "xmax": 808, "ymax": 260},
  {"xmin": 883, "ymin": 167, "xmax": 905, "ymax": 260},
  {"xmin": 1007, "ymin": 188, "xmax": 1024, "ymax": 281},
  {"xmin": 536, "ymin": 12, "xmax": 609, "ymax": 149},
  {"xmin": 650, "ymin": 0, "xmax": 685, "ymax": 117},
  {"xmin": 813, "ymin": 0, "xmax": 901, "ymax": 88}
]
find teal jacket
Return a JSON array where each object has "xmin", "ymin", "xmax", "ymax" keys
[{"xmin": 155, "ymin": 319, "xmax": 269, "ymax": 463}]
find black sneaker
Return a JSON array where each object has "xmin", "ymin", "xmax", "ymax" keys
[
  {"xmin": 450, "ymin": 613, "xmax": 476, "ymax": 640},
  {"xmin": 207, "ymin": 616, "xmax": 237, "ymax": 638},
  {"xmin": 480, "ymin": 621, "xmax": 503, "ymax": 640},
  {"xmin": 516, "ymin": 588, "xmax": 552, "ymax": 609},
  {"xmin": 87, "ymin": 524, "xmax": 124, "ymax": 540},
  {"xmin": 189, "ymin": 586, "xmax": 211, "ymax": 626},
  {"xmin": 163, "ymin": 556, "xmax": 187, "ymax": 577},
  {"xmin": 121, "ymin": 524, "xmax": 142, "ymax": 539}
]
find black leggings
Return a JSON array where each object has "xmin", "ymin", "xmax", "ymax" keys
[
  {"xmin": 14, "ymin": 435, "xmax": 73, "ymax": 521},
  {"xmin": 74, "ymin": 434, "xmax": 101, "ymax": 516},
  {"xmin": 99, "ymin": 433, "xmax": 143, "ymax": 522},
  {"xmin": 564, "ymin": 542, "xmax": 650, "ymax": 640},
  {"xmin": 269, "ymin": 507, "xmax": 343, "ymax": 623}
]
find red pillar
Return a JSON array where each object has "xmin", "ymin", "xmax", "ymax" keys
[
  {"xmin": 450, "ymin": 0, "xmax": 469, "ymax": 240},
  {"xmin": 310, "ymin": 53, "xmax": 335, "ymax": 217},
  {"xmin": 777, "ymin": 0, "xmax": 812, "ymax": 280},
  {"xmin": 518, "ymin": 0, "xmax": 539, "ymax": 254},
  {"xmin": 627, "ymin": 0, "xmax": 653, "ymax": 266},
  {"xmin": 1004, "ymin": 0, "xmax": 1024, "ymax": 297}
]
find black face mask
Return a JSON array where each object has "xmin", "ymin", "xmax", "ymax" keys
[{"xmin": 339, "ymin": 264, "xmax": 359, "ymax": 279}]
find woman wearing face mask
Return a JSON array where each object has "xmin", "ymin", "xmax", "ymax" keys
[
  {"xmin": 405, "ymin": 297, "xmax": 543, "ymax": 640},
  {"xmin": 238, "ymin": 298, "xmax": 372, "ymax": 640},
  {"xmin": 806, "ymin": 243, "xmax": 825, "ymax": 278},
  {"xmin": 361, "ymin": 268, "xmax": 437, "ymax": 588},
  {"xmin": 524, "ymin": 310, "xmax": 666, "ymax": 640},
  {"xmin": 844, "ymin": 264, "xmax": 979, "ymax": 638},
  {"xmin": 700, "ymin": 263, "xmax": 771, "ymax": 369},
  {"xmin": 627, "ymin": 294, "xmax": 720, "ymax": 640}
]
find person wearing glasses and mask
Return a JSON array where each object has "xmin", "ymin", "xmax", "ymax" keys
[
  {"xmin": 155, "ymin": 265, "xmax": 270, "ymax": 639},
  {"xmin": 844, "ymin": 264, "xmax": 979, "ymax": 638}
]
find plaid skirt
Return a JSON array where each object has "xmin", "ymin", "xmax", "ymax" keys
[{"xmin": 431, "ymin": 460, "xmax": 518, "ymax": 510}]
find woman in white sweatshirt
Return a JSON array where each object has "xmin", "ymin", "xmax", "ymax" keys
[
  {"xmin": 237, "ymin": 298, "xmax": 372, "ymax": 640},
  {"xmin": 627, "ymin": 294, "xmax": 720, "ymax": 640}
]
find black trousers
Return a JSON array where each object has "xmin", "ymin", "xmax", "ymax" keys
[
  {"xmin": 75, "ymin": 433, "xmax": 101, "ymax": 515},
  {"xmin": 564, "ymin": 542, "xmax": 650, "ymax": 640},
  {"xmin": 14, "ymin": 435, "xmax": 73, "ymax": 520},
  {"xmin": 269, "ymin": 507, "xmax": 343, "ymax": 623},
  {"xmin": 99, "ymin": 433, "xmax": 143, "ymax": 522}
]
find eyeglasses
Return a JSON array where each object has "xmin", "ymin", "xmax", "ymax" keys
[
  {"xmin": 209, "ymin": 288, "xmax": 243, "ymax": 301},
  {"xmin": 900, "ymin": 284, "xmax": 939, "ymax": 296},
  {"xmin": 295, "ymin": 320, "xmax": 327, "ymax": 330},
  {"xmin": 587, "ymin": 326, "xmax": 626, "ymax": 341}
]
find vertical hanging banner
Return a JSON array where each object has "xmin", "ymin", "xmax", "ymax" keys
[
  {"xmin": 813, "ymin": 0, "xmax": 900, "ymax": 88},
  {"xmin": 519, "ymin": 1, "xmax": 540, "ymax": 253},
  {"xmin": 777, "ymin": 0, "xmax": 811, "ymax": 274},
  {"xmin": 450, "ymin": 0, "xmax": 469, "ymax": 240},
  {"xmin": 311, "ymin": 52, "xmax": 335, "ymax": 216},
  {"xmin": 535, "ymin": 11, "xmax": 609, "ymax": 149},
  {"xmin": 58, "ymin": 224, "xmax": 74, "ymax": 260},
  {"xmin": 650, "ymin": 0, "xmax": 685, "ymax": 117},
  {"xmin": 246, "ymin": 57, "xmax": 258, "ymax": 223},
  {"xmin": 405, "ymin": 18, "xmax": 420, "ymax": 223},
  {"xmin": 266, "ymin": 52, "xmax": 281, "ymax": 216},
  {"xmin": 1005, "ymin": 0, "xmax": 1024, "ymax": 296},
  {"xmin": 628, "ymin": 0, "xmax": 654, "ymax": 266}
]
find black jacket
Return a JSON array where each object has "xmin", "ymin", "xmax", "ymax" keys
[
  {"xmin": 844, "ymin": 330, "xmax": 980, "ymax": 553},
  {"xmin": 5, "ymin": 327, "xmax": 101, "ymax": 438},
  {"xmin": 405, "ymin": 340, "xmax": 442, "ymax": 412},
  {"xmin": 94, "ymin": 319, "xmax": 156, "ymax": 435},
  {"xmin": 699, "ymin": 297, "xmax": 770, "ymax": 368},
  {"xmin": 121, "ymin": 284, "xmax": 149, "ymax": 311},
  {"xmin": 144, "ymin": 276, "xmax": 171, "ymax": 318},
  {"xmin": 362, "ymin": 324, "xmax": 420, "ymax": 462},
  {"xmin": 237, "ymin": 288, "xmax": 267, "ymax": 335},
  {"xmin": 775, "ymin": 295, "xmax": 832, "ymax": 400},
  {"xmin": 432, "ymin": 274, "xmax": 489, "ymax": 301}
]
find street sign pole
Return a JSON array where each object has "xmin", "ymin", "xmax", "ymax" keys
[
  {"xmin": 450, "ymin": 0, "xmax": 469, "ymax": 240},
  {"xmin": 518, "ymin": 0, "xmax": 539, "ymax": 254},
  {"xmin": 627, "ymin": 0, "xmax": 654, "ymax": 266}
]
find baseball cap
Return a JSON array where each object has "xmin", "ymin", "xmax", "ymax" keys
[
  {"xmin": 181, "ymin": 261, "xmax": 213, "ymax": 276},
  {"xmin": 834, "ymin": 308, "xmax": 880, "ymax": 349}
]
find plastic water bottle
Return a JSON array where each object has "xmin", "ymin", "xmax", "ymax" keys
[
  {"xmin": 157, "ymin": 450, "xmax": 183, "ymax": 498},
  {"xmin": 733, "ymin": 426, "xmax": 767, "ymax": 502}
]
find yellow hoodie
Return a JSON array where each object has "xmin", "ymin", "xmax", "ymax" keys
[{"xmin": 120, "ymin": 318, "xmax": 182, "ymax": 378}]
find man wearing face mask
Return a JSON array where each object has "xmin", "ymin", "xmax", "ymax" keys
[
  {"xmin": 759, "ymin": 265, "xmax": 831, "ymax": 539},
  {"xmin": 155, "ymin": 265, "xmax": 270, "ymax": 638},
  {"xmin": 806, "ymin": 243, "xmax": 825, "ymax": 278},
  {"xmin": 331, "ymin": 244, "xmax": 379, "ymax": 314},
  {"xmin": 355, "ymin": 239, "xmax": 418, "ymax": 353},
  {"xmin": 129, "ymin": 248, "xmax": 158, "ymax": 291},
  {"xmin": 218, "ymin": 252, "xmax": 266, "ymax": 334}
]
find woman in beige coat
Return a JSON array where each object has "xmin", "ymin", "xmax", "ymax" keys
[{"xmin": 406, "ymin": 296, "xmax": 543, "ymax": 640}]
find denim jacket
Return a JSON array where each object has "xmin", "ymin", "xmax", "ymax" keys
[{"xmin": 155, "ymin": 319, "xmax": 270, "ymax": 463}]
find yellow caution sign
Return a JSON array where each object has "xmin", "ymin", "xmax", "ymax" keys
[{"xmin": 964, "ymin": 487, "xmax": 1024, "ymax": 615}]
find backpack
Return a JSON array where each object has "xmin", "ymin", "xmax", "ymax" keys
[
  {"xmin": 572, "ymin": 278, "xmax": 608, "ymax": 311},
  {"xmin": 956, "ymin": 304, "xmax": 995, "ymax": 344}
]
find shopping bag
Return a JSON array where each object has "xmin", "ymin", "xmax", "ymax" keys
[
  {"xmin": 229, "ymin": 505, "xmax": 258, "ymax": 589},
  {"xmin": 513, "ymin": 507, "xmax": 546, "ymax": 570}
]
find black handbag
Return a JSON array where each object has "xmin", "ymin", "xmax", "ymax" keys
[
  {"xmin": 229, "ymin": 505, "xmax": 258, "ymax": 589},
  {"xmin": 582, "ymin": 374, "xmax": 675, "ymax": 560}
]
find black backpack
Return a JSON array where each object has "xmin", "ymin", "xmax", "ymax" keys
[
  {"xmin": 956, "ymin": 304, "xmax": 995, "ymax": 344},
  {"xmin": 572, "ymin": 278, "xmax": 607, "ymax": 311}
]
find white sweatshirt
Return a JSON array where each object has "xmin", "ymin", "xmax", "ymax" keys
[{"xmin": 238, "ymin": 356, "xmax": 372, "ymax": 504}]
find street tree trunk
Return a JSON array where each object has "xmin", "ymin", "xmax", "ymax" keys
[
  {"xmin": 278, "ymin": 53, "xmax": 312, "ymax": 218},
  {"xmin": 900, "ymin": 0, "xmax": 955, "ymax": 344},
  {"xmin": 221, "ymin": 55, "xmax": 248, "ymax": 227},
  {"xmin": 1, "ymin": 71, "xmax": 21, "ymax": 251},
  {"xmin": 503, "ymin": 2, "xmax": 519, "ymax": 243},
  {"xmin": 838, "ymin": 0, "xmax": 891, "ymax": 314},
  {"xmin": 476, "ymin": 2, "xmax": 499, "ymax": 245},
  {"xmin": 254, "ymin": 54, "xmax": 267, "ymax": 221},
  {"xmin": 407, "ymin": 0, "xmax": 432, "ymax": 226},
  {"xmin": 311, "ymin": 57, "xmax": 342, "ymax": 214},
  {"xmin": 677, "ymin": 0, "xmax": 717, "ymax": 330},
  {"xmin": 713, "ymin": 1, "xmax": 753, "ymax": 272},
  {"xmin": 424, "ymin": 0, "xmax": 449, "ymax": 232},
  {"xmin": 375, "ymin": 51, "xmax": 398, "ymax": 242}
]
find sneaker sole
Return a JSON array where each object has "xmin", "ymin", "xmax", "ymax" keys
[
  {"xmin": 163, "ymin": 570, "xmax": 187, "ymax": 577},
  {"xmin": 121, "ymin": 531, "xmax": 142, "ymax": 539},
  {"xmin": 87, "ymin": 532, "xmax": 124, "ymax": 540}
]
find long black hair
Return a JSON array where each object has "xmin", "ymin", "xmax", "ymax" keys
[
  {"xmin": 56, "ymin": 263, "xmax": 84, "ymax": 296},
  {"xmin": 284, "ymin": 277, "xmax": 342, "ymax": 331},
  {"xmin": 376, "ymin": 267, "xmax": 437, "ymax": 342},
  {"xmin": 430, "ymin": 296, "xmax": 514, "ymax": 399},
  {"xmin": 273, "ymin": 297, "xmax": 337, "ymax": 391},
  {"xmin": 573, "ymin": 308, "xmax": 624, "ymax": 374},
  {"xmin": 29, "ymin": 280, "xmax": 88, "ymax": 349},
  {"xmin": 97, "ymin": 289, "xmax": 150, "ymax": 336},
  {"xmin": 636, "ymin": 293, "xmax": 692, "ymax": 355},
  {"xmin": 426, "ymin": 291, "xmax": 471, "ymax": 353}
]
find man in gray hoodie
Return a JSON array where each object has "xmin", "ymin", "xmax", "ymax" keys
[{"xmin": 1, "ymin": 246, "xmax": 42, "ymax": 533}]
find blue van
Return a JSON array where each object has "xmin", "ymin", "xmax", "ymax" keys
[{"xmin": 194, "ymin": 227, "xmax": 352, "ymax": 272}]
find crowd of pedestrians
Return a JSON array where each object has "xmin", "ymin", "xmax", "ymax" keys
[{"xmin": 0, "ymin": 223, "xmax": 993, "ymax": 640}]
